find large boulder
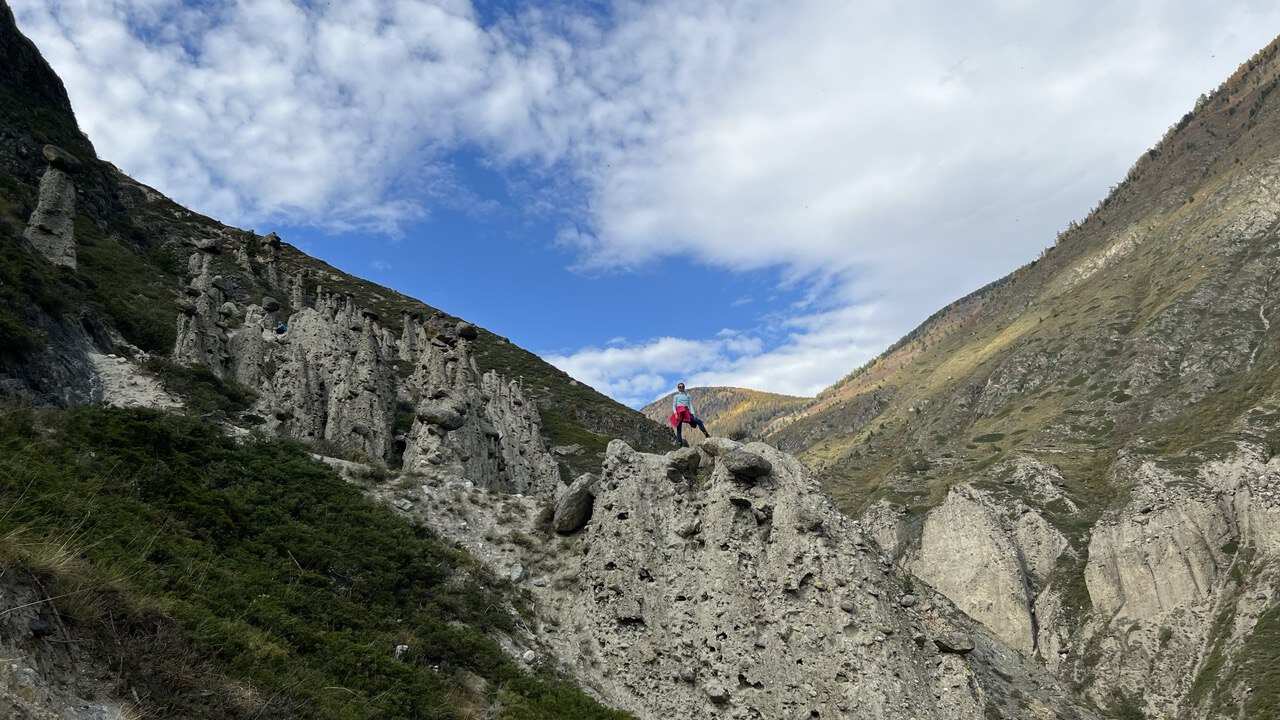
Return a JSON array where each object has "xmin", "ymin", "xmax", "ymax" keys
[
  {"xmin": 698, "ymin": 437, "xmax": 741, "ymax": 457},
  {"xmin": 417, "ymin": 397, "xmax": 466, "ymax": 431},
  {"xmin": 934, "ymin": 632, "xmax": 976, "ymax": 655},
  {"xmin": 666, "ymin": 447, "xmax": 701, "ymax": 476},
  {"xmin": 721, "ymin": 448, "xmax": 772, "ymax": 480},
  {"xmin": 553, "ymin": 472, "xmax": 597, "ymax": 534},
  {"xmin": 41, "ymin": 144, "xmax": 81, "ymax": 171}
]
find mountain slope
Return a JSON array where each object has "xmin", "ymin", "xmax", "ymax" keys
[
  {"xmin": 5, "ymin": 2, "xmax": 1278, "ymax": 717},
  {"xmin": 641, "ymin": 386, "xmax": 809, "ymax": 440},
  {"xmin": 0, "ymin": 2, "xmax": 665, "ymax": 469},
  {"xmin": 0, "ymin": 406, "xmax": 629, "ymax": 720},
  {"xmin": 754, "ymin": 35, "xmax": 1280, "ymax": 719},
  {"xmin": 0, "ymin": 2, "xmax": 658, "ymax": 717},
  {"xmin": 0, "ymin": 4, "xmax": 1108, "ymax": 717}
]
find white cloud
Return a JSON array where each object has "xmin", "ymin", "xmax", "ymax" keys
[
  {"xmin": 14, "ymin": 0, "xmax": 1280, "ymax": 400},
  {"xmin": 548, "ymin": 302, "xmax": 890, "ymax": 406},
  {"xmin": 534, "ymin": 1, "xmax": 1280, "ymax": 399},
  {"xmin": 12, "ymin": 0, "xmax": 504, "ymax": 232},
  {"xmin": 546, "ymin": 332, "xmax": 769, "ymax": 407}
]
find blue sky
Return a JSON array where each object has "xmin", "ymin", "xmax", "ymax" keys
[{"xmin": 14, "ymin": 0, "xmax": 1280, "ymax": 406}]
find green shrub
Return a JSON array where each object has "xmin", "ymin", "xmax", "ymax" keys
[
  {"xmin": 0, "ymin": 407, "xmax": 629, "ymax": 720},
  {"xmin": 143, "ymin": 358, "xmax": 256, "ymax": 417},
  {"xmin": 74, "ymin": 219, "xmax": 180, "ymax": 354}
]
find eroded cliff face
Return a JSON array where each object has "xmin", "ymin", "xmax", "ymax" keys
[
  {"xmin": 872, "ymin": 439, "xmax": 1280, "ymax": 718},
  {"xmin": 841, "ymin": 158, "xmax": 1280, "ymax": 713},
  {"xmin": 171, "ymin": 235, "xmax": 562, "ymax": 496},
  {"xmin": 361, "ymin": 437, "xmax": 1100, "ymax": 720}
]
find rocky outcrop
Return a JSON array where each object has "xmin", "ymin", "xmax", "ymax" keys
[
  {"xmin": 902, "ymin": 458, "xmax": 1075, "ymax": 658},
  {"xmin": 553, "ymin": 472, "xmax": 596, "ymax": 533},
  {"xmin": 173, "ymin": 242, "xmax": 561, "ymax": 495},
  {"xmin": 1071, "ymin": 446, "xmax": 1280, "ymax": 715},
  {"xmin": 0, "ymin": 570, "xmax": 136, "ymax": 720},
  {"xmin": 374, "ymin": 438, "xmax": 1100, "ymax": 720},
  {"xmin": 912, "ymin": 485, "xmax": 1041, "ymax": 656},
  {"xmin": 869, "ymin": 444, "xmax": 1280, "ymax": 718},
  {"xmin": 23, "ymin": 144, "xmax": 79, "ymax": 268}
]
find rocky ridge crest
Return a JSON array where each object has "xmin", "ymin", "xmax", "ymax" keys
[{"xmin": 361, "ymin": 436, "xmax": 1099, "ymax": 720}]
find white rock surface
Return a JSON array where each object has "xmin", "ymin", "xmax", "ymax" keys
[
  {"xmin": 376, "ymin": 440, "xmax": 1098, "ymax": 720},
  {"xmin": 89, "ymin": 353, "xmax": 181, "ymax": 410},
  {"xmin": 173, "ymin": 249, "xmax": 560, "ymax": 495},
  {"xmin": 23, "ymin": 161, "xmax": 77, "ymax": 269}
]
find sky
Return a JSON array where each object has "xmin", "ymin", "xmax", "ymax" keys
[{"xmin": 12, "ymin": 1, "xmax": 1280, "ymax": 407}]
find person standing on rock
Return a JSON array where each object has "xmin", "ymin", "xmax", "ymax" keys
[{"xmin": 668, "ymin": 382, "xmax": 710, "ymax": 447}]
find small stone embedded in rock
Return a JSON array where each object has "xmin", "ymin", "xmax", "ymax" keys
[
  {"xmin": 795, "ymin": 499, "xmax": 825, "ymax": 532},
  {"xmin": 417, "ymin": 399, "xmax": 466, "ymax": 430},
  {"xmin": 456, "ymin": 321, "xmax": 479, "ymax": 340},
  {"xmin": 509, "ymin": 564, "xmax": 526, "ymax": 583},
  {"xmin": 667, "ymin": 446, "xmax": 701, "ymax": 475},
  {"xmin": 521, "ymin": 649, "xmax": 537, "ymax": 663},
  {"xmin": 933, "ymin": 632, "xmax": 975, "ymax": 654},
  {"xmin": 898, "ymin": 594, "xmax": 918, "ymax": 608},
  {"xmin": 698, "ymin": 436, "xmax": 741, "ymax": 457},
  {"xmin": 675, "ymin": 518, "xmax": 702, "ymax": 538},
  {"xmin": 722, "ymin": 448, "xmax": 772, "ymax": 480},
  {"xmin": 262, "ymin": 296, "xmax": 281, "ymax": 312},
  {"xmin": 704, "ymin": 682, "xmax": 730, "ymax": 704},
  {"xmin": 553, "ymin": 473, "xmax": 597, "ymax": 534}
]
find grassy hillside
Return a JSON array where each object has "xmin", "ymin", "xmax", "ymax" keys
[
  {"xmin": 0, "ymin": 3, "xmax": 655, "ymax": 716},
  {"xmin": 0, "ymin": 404, "xmax": 629, "ymax": 720},
  {"xmin": 641, "ymin": 386, "xmax": 810, "ymax": 441}
]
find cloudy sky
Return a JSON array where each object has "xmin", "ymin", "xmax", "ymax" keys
[{"xmin": 13, "ymin": 1, "xmax": 1280, "ymax": 406}]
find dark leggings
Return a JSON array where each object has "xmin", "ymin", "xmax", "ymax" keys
[{"xmin": 676, "ymin": 415, "xmax": 708, "ymax": 443}]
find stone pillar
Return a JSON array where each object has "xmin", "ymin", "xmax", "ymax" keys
[{"xmin": 24, "ymin": 144, "xmax": 81, "ymax": 269}]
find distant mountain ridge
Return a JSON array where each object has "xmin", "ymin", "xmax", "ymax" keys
[{"xmin": 641, "ymin": 386, "xmax": 809, "ymax": 440}]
